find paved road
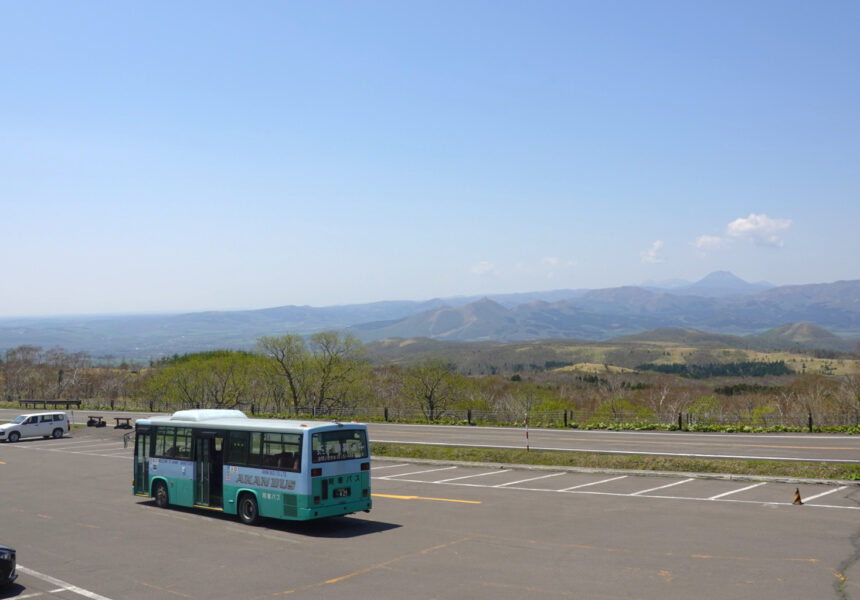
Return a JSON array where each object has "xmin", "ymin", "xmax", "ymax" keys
[
  {"xmin": 367, "ymin": 422, "xmax": 860, "ymax": 462},
  {"xmin": 1, "ymin": 427, "xmax": 859, "ymax": 599},
  {"xmin": 3, "ymin": 408, "xmax": 860, "ymax": 462}
]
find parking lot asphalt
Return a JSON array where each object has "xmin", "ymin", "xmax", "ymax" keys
[{"xmin": 1, "ymin": 426, "xmax": 859, "ymax": 599}]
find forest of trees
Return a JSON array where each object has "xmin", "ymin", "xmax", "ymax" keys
[
  {"xmin": 636, "ymin": 361, "xmax": 794, "ymax": 378},
  {"xmin": 1, "ymin": 334, "xmax": 859, "ymax": 429}
]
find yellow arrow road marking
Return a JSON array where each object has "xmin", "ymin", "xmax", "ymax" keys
[{"xmin": 372, "ymin": 493, "xmax": 481, "ymax": 504}]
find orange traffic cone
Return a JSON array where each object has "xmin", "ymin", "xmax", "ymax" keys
[{"xmin": 793, "ymin": 488, "xmax": 803, "ymax": 505}]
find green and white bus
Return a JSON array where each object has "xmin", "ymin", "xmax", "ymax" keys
[{"xmin": 132, "ymin": 409, "xmax": 371, "ymax": 524}]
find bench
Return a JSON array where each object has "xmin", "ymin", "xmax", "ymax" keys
[
  {"xmin": 87, "ymin": 416, "xmax": 106, "ymax": 428},
  {"xmin": 114, "ymin": 417, "xmax": 133, "ymax": 429}
]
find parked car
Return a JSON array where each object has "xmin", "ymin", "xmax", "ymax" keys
[
  {"xmin": 0, "ymin": 544, "xmax": 16, "ymax": 587},
  {"xmin": 0, "ymin": 412, "xmax": 70, "ymax": 442}
]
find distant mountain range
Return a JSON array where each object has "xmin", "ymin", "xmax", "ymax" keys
[
  {"xmin": 351, "ymin": 275, "xmax": 860, "ymax": 344},
  {"xmin": 0, "ymin": 272, "xmax": 857, "ymax": 359},
  {"xmin": 645, "ymin": 270, "xmax": 774, "ymax": 297}
]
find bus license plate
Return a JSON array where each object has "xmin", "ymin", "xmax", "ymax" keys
[{"xmin": 333, "ymin": 487, "xmax": 350, "ymax": 498}]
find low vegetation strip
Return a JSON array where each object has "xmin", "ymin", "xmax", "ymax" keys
[{"xmin": 370, "ymin": 443, "xmax": 860, "ymax": 481}]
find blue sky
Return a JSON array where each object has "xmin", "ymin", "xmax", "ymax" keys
[{"xmin": 1, "ymin": 1, "xmax": 857, "ymax": 316}]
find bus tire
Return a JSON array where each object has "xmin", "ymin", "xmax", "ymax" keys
[
  {"xmin": 154, "ymin": 481, "xmax": 169, "ymax": 508},
  {"xmin": 8, "ymin": 431, "xmax": 20, "ymax": 443},
  {"xmin": 52, "ymin": 428, "xmax": 64, "ymax": 439},
  {"xmin": 238, "ymin": 493, "xmax": 259, "ymax": 525}
]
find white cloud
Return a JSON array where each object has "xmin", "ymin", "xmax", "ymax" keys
[
  {"xmin": 694, "ymin": 235, "xmax": 723, "ymax": 250},
  {"xmin": 540, "ymin": 256, "xmax": 577, "ymax": 279},
  {"xmin": 692, "ymin": 213, "xmax": 791, "ymax": 254},
  {"xmin": 541, "ymin": 256, "xmax": 560, "ymax": 267},
  {"xmin": 511, "ymin": 257, "xmax": 577, "ymax": 280},
  {"xmin": 540, "ymin": 257, "xmax": 561, "ymax": 279},
  {"xmin": 640, "ymin": 240, "xmax": 664, "ymax": 264},
  {"xmin": 726, "ymin": 213, "xmax": 791, "ymax": 247},
  {"xmin": 471, "ymin": 261, "xmax": 495, "ymax": 276}
]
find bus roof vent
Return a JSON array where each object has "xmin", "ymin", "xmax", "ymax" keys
[{"xmin": 169, "ymin": 409, "xmax": 248, "ymax": 422}]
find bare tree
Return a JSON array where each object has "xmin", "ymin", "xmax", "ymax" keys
[
  {"xmin": 597, "ymin": 373, "xmax": 629, "ymax": 420},
  {"xmin": 3, "ymin": 346, "xmax": 44, "ymax": 401},
  {"xmin": 404, "ymin": 360, "xmax": 459, "ymax": 421},
  {"xmin": 307, "ymin": 331, "xmax": 368, "ymax": 412},
  {"xmin": 791, "ymin": 375, "xmax": 838, "ymax": 425},
  {"xmin": 257, "ymin": 334, "xmax": 313, "ymax": 412},
  {"xmin": 367, "ymin": 365, "xmax": 405, "ymax": 415},
  {"xmin": 645, "ymin": 375, "xmax": 680, "ymax": 416},
  {"xmin": 837, "ymin": 374, "xmax": 860, "ymax": 420}
]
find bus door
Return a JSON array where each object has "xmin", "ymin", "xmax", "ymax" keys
[
  {"xmin": 194, "ymin": 431, "xmax": 224, "ymax": 508},
  {"xmin": 133, "ymin": 426, "xmax": 151, "ymax": 495}
]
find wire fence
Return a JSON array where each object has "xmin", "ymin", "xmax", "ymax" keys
[{"xmin": 303, "ymin": 407, "xmax": 860, "ymax": 430}]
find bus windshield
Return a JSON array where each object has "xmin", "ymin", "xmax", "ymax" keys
[{"xmin": 312, "ymin": 429, "xmax": 368, "ymax": 463}]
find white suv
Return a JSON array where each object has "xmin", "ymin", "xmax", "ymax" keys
[{"xmin": 0, "ymin": 412, "xmax": 70, "ymax": 442}]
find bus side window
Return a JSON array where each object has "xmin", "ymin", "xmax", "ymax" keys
[
  {"xmin": 248, "ymin": 432, "xmax": 262, "ymax": 466},
  {"xmin": 155, "ymin": 427, "xmax": 176, "ymax": 458},
  {"xmin": 280, "ymin": 453, "xmax": 300, "ymax": 472},
  {"xmin": 174, "ymin": 428, "xmax": 192, "ymax": 459},
  {"xmin": 226, "ymin": 431, "xmax": 249, "ymax": 466}
]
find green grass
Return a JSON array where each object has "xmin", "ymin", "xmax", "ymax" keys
[{"xmin": 370, "ymin": 442, "xmax": 860, "ymax": 481}]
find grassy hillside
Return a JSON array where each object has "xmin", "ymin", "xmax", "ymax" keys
[{"xmin": 366, "ymin": 328, "xmax": 860, "ymax": 376}]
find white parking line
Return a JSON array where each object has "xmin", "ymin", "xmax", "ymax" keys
[
  {"xmin": 52, "ymin": 451, "xmax": 132, "ymax": 460},
  {"xmin": 387, "ymin": 470, "xmax": 860, "ymax": 511},
  {"xmin": 558, "ymin": 475, "xmax": 627, "ymax": 492},
  {"xmin": 1, "ymin": 441, "xmax": 127, "ymax": 453},
  {"xmin": 17, "ymin": 565, "xmax": 114, "ymax": 600},
  {"xmin": 495, "ymin": 472, "xmax": 565, "ymax": 487},
  {"xmin": 378, "ymin": 466, "xmax": 458, "ymax": 479},
  {"xmin": 43, "ymin": 443, "xmax": 126, "ymax": 452},
  {"xmin": 434, "ymin": 470, "xmax": 510, "ymax": 483},
  {"xmin": 801, "ymin": 486, "xmax": 848, "ymax": 503},
  {"xmin": 708, "ymin": 482, "xmax": 766, "ymax": 500},
  {"xmin": 630, "ymin": 479, "xmax": 694, "ymax": 496},
  {"xmin": 370, "ymin": 463, "xmax": 410, "ymax": 470},
  {"xmin": 44, "ymin": 439, "xmax": 117, "ymax": 445}
]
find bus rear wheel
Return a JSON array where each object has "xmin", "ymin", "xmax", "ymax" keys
[
  {"xmin": 238, "ymin": 494, "xmax": 259, "ymax": 525},
  {"xmin": 153, "ymin": 481, "xmax": 169, "ymax": 508}
]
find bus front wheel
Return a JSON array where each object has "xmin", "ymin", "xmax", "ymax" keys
[
  {"xmin": 238, "ymin": 494, "xmax": 259, "ymax": 525},
  {"xmin": 153, "ymin": 481, "xmax": 169, "ymax": 508}
]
